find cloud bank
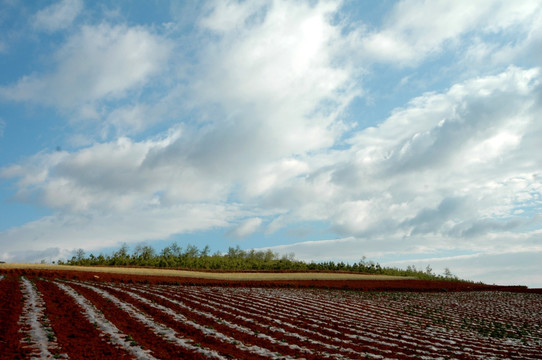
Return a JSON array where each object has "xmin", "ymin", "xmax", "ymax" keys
[{"xmin": 1, "ymin": 0, "xmax": 541, "ymax": 287}]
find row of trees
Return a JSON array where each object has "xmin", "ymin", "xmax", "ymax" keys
[
  {"xmin": 59, "ymin": 243, "xmax": 459, "ymax": 281},
  {"xmin": 62, "ymin": 244, "xmax": 299, "ymax": 270}
]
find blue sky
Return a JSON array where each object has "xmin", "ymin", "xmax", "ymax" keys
[{"xmin": 1, "ymin": 0, "xmax": 542, "ymax": 287}]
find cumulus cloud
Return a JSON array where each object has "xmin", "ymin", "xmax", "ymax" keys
[
  {"xmin": 357, "ymin": 0, "xmax": 542, "ymax": 66},
  {"xmin": 33, "ymin": 0, "xmax": 83, "ymax": 32},
  {"xmin": 227, "ymin": 218, "xmax": 263, "ymax": 239},
  {"xmin": 257, "ymin": 66, "xmax": 542, "ymax": 243},
  {"xmin": 261, "ymin": 231, "xmax": 542, "ymax": 286},
  {"xmin": 6, "ymin": 65, "xmax": 536, "ymax": 244},
  {"xmin": 1, "ymin": 1, "xmax": 542, "ymax": 287},
  {"xmin": 2, "ymin": 65, "xmax": 541, "ymax": 270},
  {"xmin": 0, "ymin": 0, "xmax": 363, "ymax": 259},
  {"xmin": 382, "ymin": 248, "xmax": 542, "ymax": 287},
  {"xmin": 0, "ymin": 248, "xmax": 66, "ymax": 264},
  {"xmin": 189, "ymin": 0, "xmax": 358, "ymax": 158},
  {"xmin": 0, "ymin": 203, "xmax": 240, "ymax": 260},
  {"xmin": 1, "ymin": 134, "xmax": 178, "ymax": 212},
  {"xmin": 0, "ymin": 23, "xmax": 171, "ymax": 113}
]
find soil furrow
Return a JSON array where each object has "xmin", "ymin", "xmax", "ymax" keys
[
  {"xmin": 300, "ymin": 291, "xmax": 541, "ymax": 358},
  {"xmin": 121, "ymin": 283, "xmax": 323, "ymax": 360},
  {"xmin": 55, "ymin": 281, "xmax": 159, "ymax": 360},
  {"xmin": 66, "ymin": 281, "xmax": 220, "ymax": 359},
  {"xmin": 92, "ymin": 282, "xmax": 289, "ymax": 360},
  {"xmin": 0, "ymin": 276, "xmax": 31, "ymax": 360},
  {"xmin": 181, "ymin": 286, "xmax": 418, "ymax": 358},
  {"xmin": 276, "ymin": 289, "xmax": 542, "ymax": 359},
  {"xmin": 271, "ymin": 290, "xmax": 474, "ymax": 357},
  {"xmin": 149, "ymin": 284, "xmax": 401, "ymax": 359},
  {"xmin": 1, "ymin": 269, "xmax": 540, "ymax": 360},
  {"xmin": 19, "ymin": 277, "xmax": 63, "ymax": 359},
  {"xmin": 34, "ymin": 278, "xmax": 134, "ymax": 359},
  {"xmin": 144, "ymin": 285, "xmax": 365, "ymax": 358}
]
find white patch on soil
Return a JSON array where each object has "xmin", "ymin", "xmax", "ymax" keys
[
  {"xmin": 74, "ymin": 282, "xmax": 227, "ymax": 360},
  {"xmin": 114, "ymin": 284, "xmax": 294, "ymax": 359},
  {"xmin": 140, "ymin": 285, "xmax": 365, "ymax": 359},
  {"xmin": 55, "ymin": 281, "xmax": 158, "ymax": 360},
  {"xmin": 19, "ymin": 277, "xmax": 65, "ymax": 359}
]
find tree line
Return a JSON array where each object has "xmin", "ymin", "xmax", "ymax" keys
[{"xmin": 59, "ymin": 243, "xmax": 460, "ymax": 281}]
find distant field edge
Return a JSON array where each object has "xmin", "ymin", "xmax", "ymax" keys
[
  {"xmin": 0, "ymin": 263, "xmax": 410, "ymax": 281},
  {"xmin": 2, "ymin": 263, "xmax": 539, "ymax": 293}
]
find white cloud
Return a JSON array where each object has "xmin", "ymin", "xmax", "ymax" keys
[
  {"xmin": 0, "ymin": 23, "xmax": 171, "ymax": 112},
  {"xmin": 104, "ymin": 104, "xmax": 150, "ymax": 137},
  {"xmin": 33, "ymin": 0, "xmax": 83, "ymax": 32},
  {"xmin": 491, "ymin": 11, "xmax": 542, "ymax": 66},
  {"xmin": 198, "ymin": 0, "xmax": 266, "ymax": 33},
  {"xmin": 0, "ymin": 248, "xmax": 67, "ymax": 264},
  {"xmin": 357, "ymin": 0, "xmax": 542, "ymax": 66},
  {"xmin": 260, "ymin": 231, "xmax": 542, "ymax": 287},
  {"xmin": 227, "ymin": 217, "xmax": 263, "ymax": 239},
  {"xmin": 0, "ymin": 202, "xmax": 239, "ymax": 262},
  {"xmin": 2, "ymin": 65, "xmax": 541, "ymax": 269},
  {"xmin": 191, "ymin": 0, "xmax": 358, "ymax": 158},
  {"xmin": 255, "ymin": 66, "xmax": 542, "ymax": 261},
  {"xmin": 383, "ymin": 249, "xmax": 542, "ymax": 288},
  {"xmin": 245, "ymin": 158, "xmax": 310, "ymax": 197},
  {"xmin": 1, "ymin": 134, "xmax": 176, "ymax": 212},
  {"xmin": 254, "ymin": 65, "xmax": 542, "ymax": 288},
  {"xmin": 2, "ymin": 1, "xmax": 542, "ymax": 288}
]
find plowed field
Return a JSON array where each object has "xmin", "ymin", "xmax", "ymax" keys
[{"xmin": 0, "ymin": 270, "xmax": 541, "ymax": 359}]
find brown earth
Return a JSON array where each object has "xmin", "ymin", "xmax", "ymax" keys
[
  {"xmin": 1, "ymin": 272, "xmax": 541, "ymax": 359},
  {"xmin": 34, "ymin": 279, "xmax": 134, "ymax": 359},
  {"xmin": 0, "ymin": 275, "xmax": 31, "ymax": 360},
  {"xmin": 0, "ymin": 263, "xmax": 411, "ymax": 280},
  {"xmin": 2, "ymin": 267, "xmax": 538, "ymax": 293}
]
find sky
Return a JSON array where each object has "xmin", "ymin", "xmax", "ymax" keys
[{"xmin": 0, "ymin": 0, "xmax": 541, "ymax": 287}]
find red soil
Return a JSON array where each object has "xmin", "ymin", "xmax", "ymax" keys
[
  {"xmin": 2, "ymin": 267, "xmax": 535, "ymax": 292},
  {"xmin": 113, "ymin": 283, "xmax": 324, "ymax": 359},
  {"xmin": 94, "ymin": 283, "xmax": 273, "ymax": 360},
  {"xmin": 1, "ymin": 270, "xmax": 541, "ymax": 360},
  {"xmin": 0, "ymin": 276, "xmax": 31, "ymax": 360},
  {"xmin": 33, "ymin": 278, "xmax": 133, "ymax": 359},
  {"xmin": 66, "ymin": 281, "xmax": 210, "ymax": 359},
  {"xmin": 148, "ymin": 284, "xmax": 399, "ymax": 358}
]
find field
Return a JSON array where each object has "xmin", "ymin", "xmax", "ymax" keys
[
  {"xmin": 0, "ymin": 263, "xmax": 413, "ymax": 281},
  {"xmin": 1, "ymin": 266, "xmax": 541, "ymax": 359}
]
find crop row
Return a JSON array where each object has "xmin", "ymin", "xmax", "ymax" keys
[{"xmin": 0, "ymin": 275, "xmax": 541, "ymax": 359}]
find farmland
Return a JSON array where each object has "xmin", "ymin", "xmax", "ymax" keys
[
  {"xmin": 1, "ymin": 268, "xmax": 541, "ymax": 359},
  {"xmin": 0, "ymin": 263, "xmax": 413, "ymax": 281}
]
